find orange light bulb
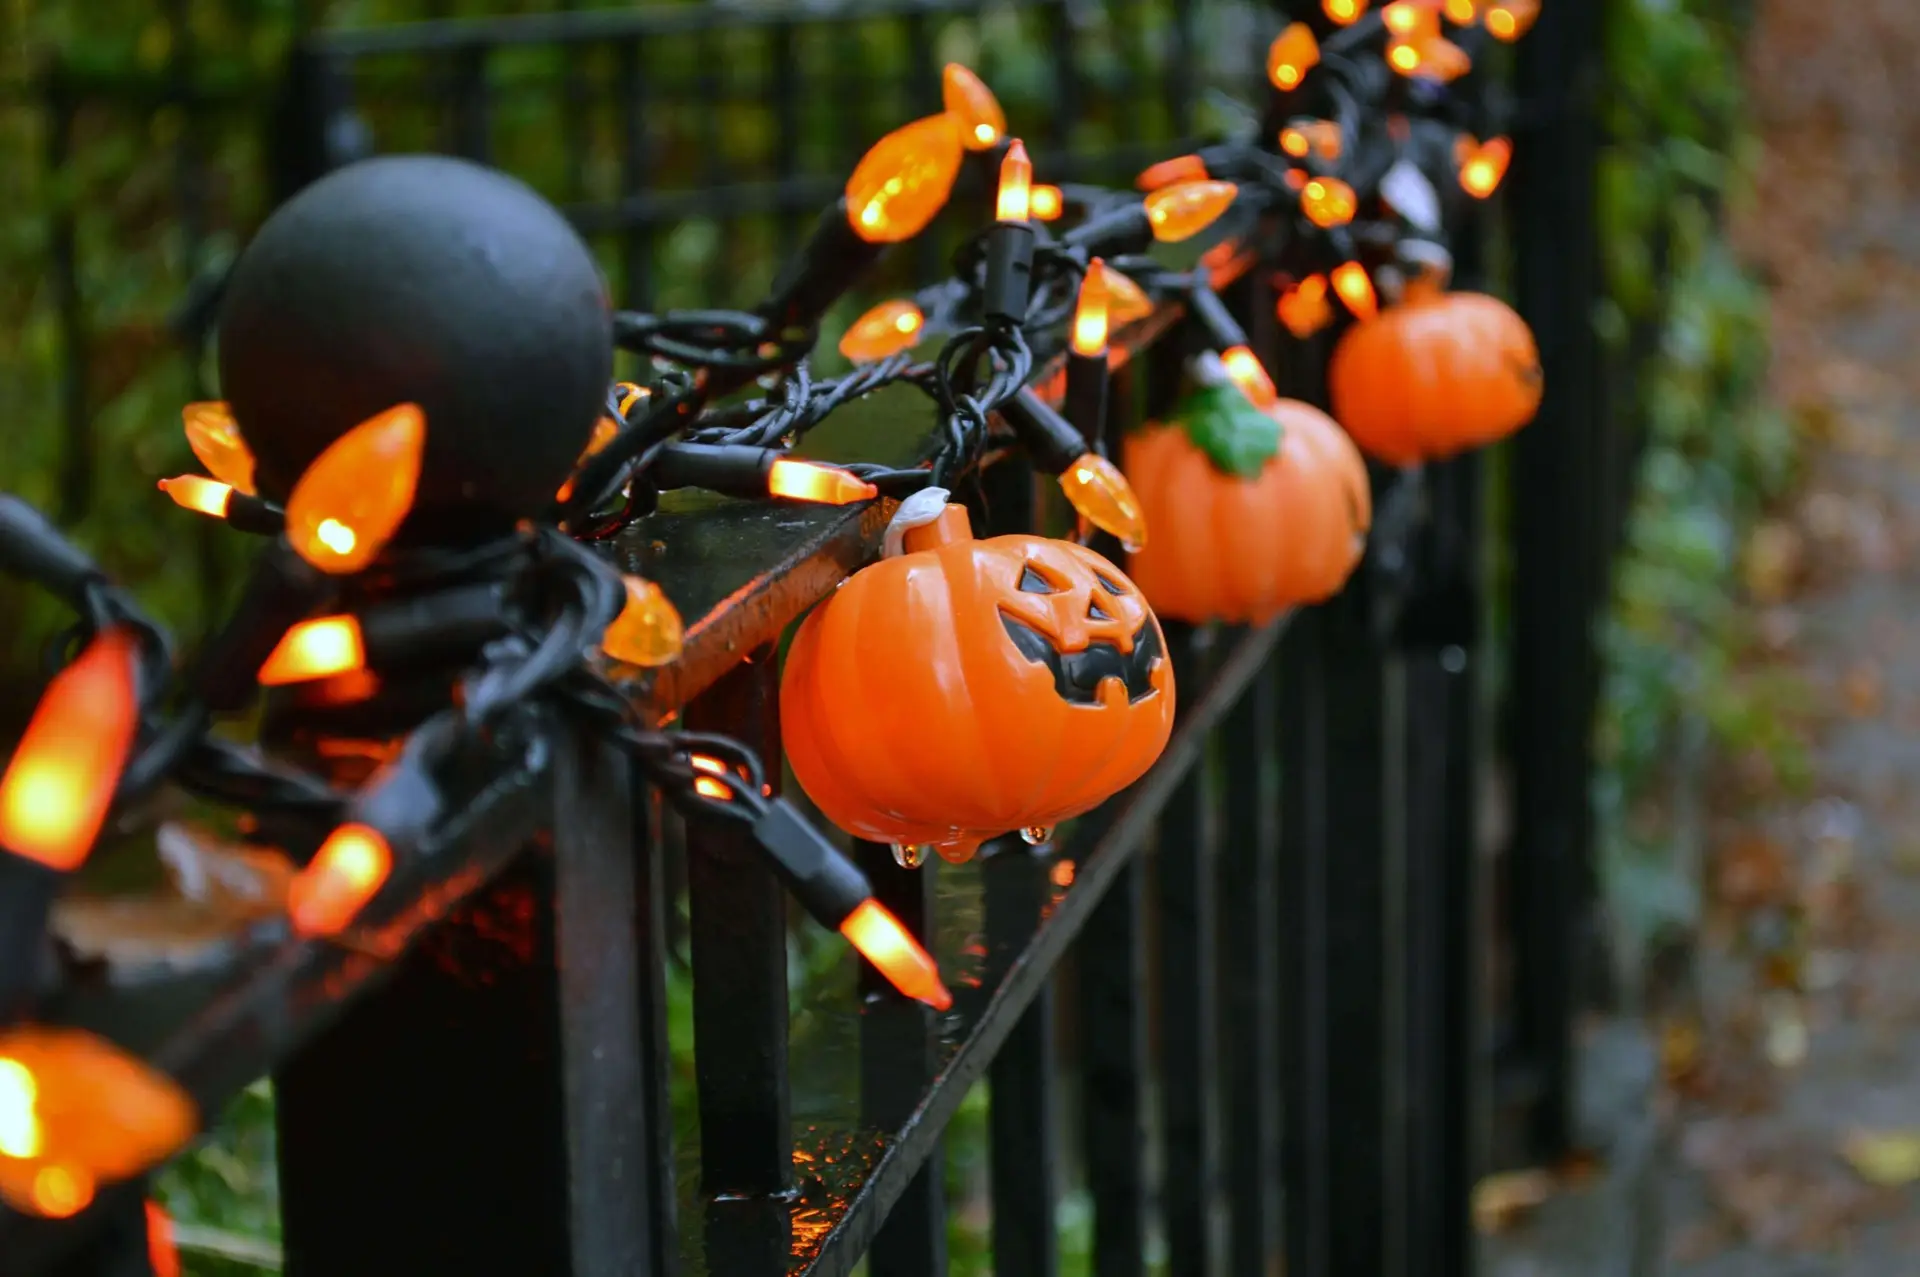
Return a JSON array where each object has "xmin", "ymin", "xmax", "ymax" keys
[
  {"xmin": 603, "ymin": 575, "xmax": 685, "ymax": 667},
  {"xmin": 1331, "ymin": 261, "xmax": 1379, "ymax": 321},
  {"xmin": 284, "ymin": 403, "xmax": 425, "ymax": 575},
  {"xmin": 1029, "ymin": 183, "xmax": 1064, "ymax": 221},
  {"xmin": 1267, "ymin": 23, "xmax": 1321, "ymax": 91},
  {"xmin": 1445, "ymin": 0, "xmax": 1478, "ymax": 20},
  {"xmin": 1096, "ymin": 261, "xmax": 1155, "ymax": 326},
  {"xmin": 0, "ymin": 629, "xmax": 139, "ymax": 873},
  {"xmin": 839, "ymin": 299, "xmax": 925, "ymax": 363},
  {"xmin": 157, "ymin": 474, "xmax": 233, "ymax": 519},
  {"xmin": 1144, "ymin": 180, "xmax": 1238, "ymax": 243},
  {"xmin": 1059, "ymin": 452, "xmax": 1147, "ymax": 549},
  {"xmin": 1300, "ymin": 176, "xmax": 1358, "ymax": 228},
  {"xmin": 846, "ymin": 113, "xmax": 965, "ymax": 244},
  {"xmin": 258, "ymin": 615, "xmax": 366, "ymax": 686},
  {"xmin": 1387, "ymin": 40, "xmax": 1424, "ymax": 73},
  {"xmin": 1323, "ymin": 0, "xmax": 1368, "ymax": 23},
  {"xmin": 941, "ymin": 63, "xmax": 1006, "ymax": 151},
  {"xmin": 1071, "ymin": 259, "xmax": 1110, "ymax": 357},
  {"xmin": 1276, "ymin": 274, "xmax": 1335, "ymax": 338},
  {"xmin": 1221, "ymin": 345, "xmax": 1279, "ymax": 409},
  {"xmin": 1460, "ymin": 136, "xmax": 1513, "ymax": 198},
  {"xmin": 288, "ymin": 823, "xmax": 393, "ymax": 937},
  {"xmin": 1383, "ymin": 1, "xmax": 1441, "ymax": 39},
  {"xmin": 1137, "ymin": 154, "xmax": 1209, "ymax": 191},
  {"xmin": 840, "ymin": 898, "xmax": 952, "ymax": 1010},
  {"xmin": 1413, "ymin": 35, "xmax": 1472, "ymax": 80},
  {"xmin": 1486, "ymin": 0, "xmax": 1538, "ymax": 40},
  {"xmin": 0, "ymin": 1028, "xmax": 198, "ymax": 1219},
  {"xmin": 1279, "ymin": 128, "xmax": 1311, "ymax": 158},
  {"xmin": 766, "ymin": 458, "xmax": 879, "ymax": 505},
  {"xmin": 996, "ymin": 138, "xmax": 1033, "ymax": 223},
  {"xmin": 181, "ymin": 402, "xmax": 256, "ymax": 494},
  {"xmin": 147, "ymin": 1201, "xmax": 181, "ymax": 1277}
]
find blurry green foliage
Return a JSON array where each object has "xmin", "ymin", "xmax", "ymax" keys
[{"xmin": 1593, "ymin": 0, "xmax": 1800, "ymax": 990}]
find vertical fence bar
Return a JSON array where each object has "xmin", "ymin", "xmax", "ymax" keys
[
  {"xmin": 902, "ymin": 7, "xmax": 943, "ymax": 284},
  {"xmin": 985, "ymin": 837, "xmax": 1061, "ymax": 1277},
  {"xmin": 683, "ymin": 650, "xmax": 792, "ymax": 1272},
  {"xmin": 44, "ymin": 71, "xmax": 88, "ymax": 524},
  {"xmin": 857, "ymin": 841, "xmax": 947, "ymax": 1277},
  {"xmin": 1221, "ymin": 661, "xmax": 1281, "ymax": 1275},
  {"xmin": 1160, "ymin": 622, "xmax": 1226, "ymax": 1277},
  {"xmin": 634, "ymin": 771, "xmax": 682, "ymax": 1276},
  {"xmin": 769, "ymin": 21, "xmax": 804, "ymax": 261},
  {"xmin": 695, "ymin": 23, "xmax": 731, "ymax": 304},
  {"xmin": 276, "ymin": 742, "xmax": 647, "ymax": 1275},
  {"xmin": 447, "ymin": 44, "xmax": 491, "ymax": 164},
  {"xmin": 616, "ymin": 38, "xmax": 654, "ymax": 311},
  {"xmin": 1507, "ymin": 0, "xmax": 1605, "ymax": 1162}
]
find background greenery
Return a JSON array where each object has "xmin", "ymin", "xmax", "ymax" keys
[{"xmin": 1592, "ymin": 0, "xmax": 1799, "ymax": 1002}]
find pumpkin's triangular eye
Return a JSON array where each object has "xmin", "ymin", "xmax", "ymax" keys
[
  {"xmin": 1087, "ymin": 599, "xmax": 1113, "ymax": 621},
  {"xmin": 1019, "ymin": 565, "xmax": 1059, "ymax": 594},
  {"xmin": 1094, "ymin": 572, "xmax": 1128, "ymax": 595}
]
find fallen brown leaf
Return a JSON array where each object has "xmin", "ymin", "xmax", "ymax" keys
[
  {"xmin": 1839, "ymin": 1128, "xmax": 1920, "ymax": 1188},
  {"xmin": 1471, "ymin": 1168, "xmax": 1557, "ymax": 1236}
]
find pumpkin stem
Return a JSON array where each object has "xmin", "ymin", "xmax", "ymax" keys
[
  {"xmin": 1396, "ymin": 238, "xmax": 1453, "ymax": 303},
  {"xmin": 901, "ymin": 502, "xmax": 975, "ymax": 553}
]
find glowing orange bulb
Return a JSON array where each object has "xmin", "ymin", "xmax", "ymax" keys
[
  {"xmin": 0, "ymin": 629, "xmax": 139, "ymax": 873},
  {"xmin": 603, "ymin": 575, "xmax": 685, "ymax": 667},
  {"xmin": 692, "ymin": 776, "xmax": 731, "ymax": 801},
  {"xmin": 1388, "ymin": 41, "xmax": 1423, "ymax": 73},
  {"xmin": 1096, "ymin": 261, "xmax": 1155, "ymax": 326},
  {"xmin": 0, "ymin": 1028, "xmax": 197, "ymax": 1219},
  {"xmin": 839, "ymin": 299, "xmax": 925, "ymax": 363},
  {"xmin": 1485, "ymin": 0, "xmax": 1538, "ymax": 40},
  {"xmin": 1072, "ymin": 259, "xmax": 1110, "ymax": 357},
  {"xmin": 181, "ymin": 402, "xmax": 256, "ymax": 494},
  {"xmin": 1137, "ymin": 154, "xmax": 1209, "ymax": 191},
  {"xmin": 1267, "ymin": 23, "xmax": 1321, "ymax": 90},
  {"xmin": 1221, "ymin": 345, "xmax": 1278, "ymax": 409},
  {"xmin": 289, "ymin": 824, "xmax": 393, "ymax": 937},
  {"xmin": 1059, "ymin": 453, "xmax": 1147, "ymax": 549},
  {"xmin": 1276, "ymin": 274, "xmax": 1335, "ymax": 338},
  {"xmin": 1445, "ymin": 0, "xmax": 1478, "ymax": 20},
  {"xmin": 1323, "ymin": 0, "xmax": 1368, "ymax": 23},
  {"xmin": 1280, "ymin": 128, "xmax": 1310, "ymax": 158},
  {"xmin": 1144, "ymin": 180, "xmax": 1238, "ymax": 243},
  {"xmin": 147, "ymin": 1201, "xmax": 181, "ymax": 1277},
  {"xmin": 1383, "ymin": 1, "xmax": 1441, "ymax": 38},
  {"xmin": 846, "ymin": 113, "xmax": 965, "ymax": 244},
  {"xmin": 840, "ymin": 898, "xmax": 952, "ymax": 1010},
  {"xmin": 1332, "ymin": 262, "xmax": 1379, "ymax": 321},
  {"xmin": 284, "ymin": 403, "xmax": 424, "ymax": 575},
  {"xmin": 1050, "ymin": 859, "xmax": 1076, "ymax": 887},
  {"xmin": 614, "ymin": 382, "xmax": 649, "ymax": 418},
  {"xmin": 1300, "ymin": 176, "xmax": 1358, "ymax": 228},
  {"xmin": 1415, "ymin": 35, "xmax": 1472, "ymax": 80},
  {"xmin": 1460, "ymin": 136, "xmax": 1513, "ymax": 198},
  {"xmin": 1029, "ymin": 183, "xmax": 1064, "ymax": 221},
  {"xmin": 996, "ymin": 138, "xmax": 1033, "ymax": 223},
  {"xmin": 1285, "ymin": 168, "xmax": 1308, "ymax": 191},
  {"xmin": 258, "ymin": 615, "xmax": 366, "ymax": 686},
  {"xmin": 941, "ymin": 63, "xmax": 1006, "ymax": 151},
  {"xmin": 767, "ymin": 458, "xmax": 878, "ymax": 505},
  {"xmin": 157, "ymin": 474, "xmax": 233, "ymax": 519}
]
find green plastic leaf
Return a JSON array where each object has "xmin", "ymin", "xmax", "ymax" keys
[{"xmin": 1174, "ymin": 382, "xmax": 1282, "ymax": 479}]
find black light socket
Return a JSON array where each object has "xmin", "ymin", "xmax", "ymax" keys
[
  {"xmin": 0, "ymin": 496, "xmax": 104, "ymax": 608},
  {"xmin": 982, "ymin": 221, "xmax": 1037, "ymax": 327},
  {"xmin": 751, "ymin": 797, "xmax": 872, "ymax": 929},
  {"xmin": 1000, "ymin": 387, "xmax": 1090, "ymax": 475}
]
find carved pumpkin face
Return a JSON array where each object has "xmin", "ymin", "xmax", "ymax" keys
[
  {"xmin": 1124, "ymin": 396, "xmax": 1371, "ymax": 624},
  {"xmin": 781, "ymin": 503, "xmax": 1174, "ymax": 862},
  {"xmin": 1327, "ymin": 282, "xmax": 1542, "ymax": 466}
]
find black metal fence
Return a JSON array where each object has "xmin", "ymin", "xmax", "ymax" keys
[{"xmin": 17, "ymin": 1, "xmax": 1626, "ymax": 1273}]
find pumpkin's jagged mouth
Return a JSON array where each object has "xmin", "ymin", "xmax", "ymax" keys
[{"xmin": 999, "ymin": 614, "xmax": 1165, "ymax": 705}]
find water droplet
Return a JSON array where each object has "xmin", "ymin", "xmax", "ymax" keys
[
  {"xmin": 1120, "ymin": 540, "xmax": 1142, "ymax": 555},
  {"xmin": 892, "ymin": 843, "xmax": 929, "ymax": 868},
  {"xmin": 1021, "ymin": 825, "xmax": 1053, "ymax": 846}
]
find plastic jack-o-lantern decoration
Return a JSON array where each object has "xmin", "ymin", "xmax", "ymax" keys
[
  {"xmin": 1125, "ymin": 371, "xmax": 1371, "ymax": 624},
  {"xmin": 781, "ymin": 490, "xmax": 1175, "ymax": 866},
  {"xmin": 1327, "ymin": 246, "xmax": 1543, "ymax": 466}
]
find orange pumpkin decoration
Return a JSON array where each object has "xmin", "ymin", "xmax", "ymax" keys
[
  {"xmin": 1124, "ymin": 385, "xmax": 1371, "ymax": 623},
  {"xmin": 1327, "ymin": 265, "xmax": 1542, "ymax": 466},
  {"xmin": 781, "ymin": 496, "xmax": 1174, "ymax": 864}
]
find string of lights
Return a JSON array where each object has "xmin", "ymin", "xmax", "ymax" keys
[{"xmin": 0, "ymin": 0, "xmax": 1537, "ymax": 1259}]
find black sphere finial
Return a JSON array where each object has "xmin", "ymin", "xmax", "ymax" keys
[{"xmin": 218, "ymin": 154, "xmax": 613, "ymax": 542}]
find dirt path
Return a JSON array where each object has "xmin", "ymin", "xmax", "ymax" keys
[{"xmin": 1658, "ymin": 2, "xmax": 1920, "ymax": 1271}]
